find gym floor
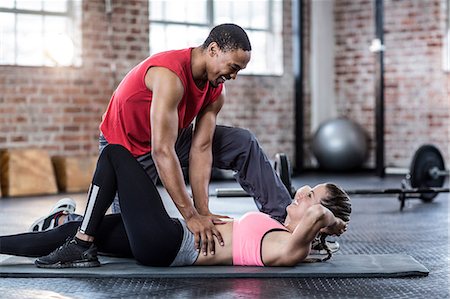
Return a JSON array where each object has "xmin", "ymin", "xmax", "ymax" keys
[{"xmin": 0, "ymin": 173, "xmax": 448, "ymax": 299}]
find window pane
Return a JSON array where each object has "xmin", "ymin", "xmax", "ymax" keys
[
  {"xmin": 214, "ymin": 1, "xmax": 232, "ymax": 24},
  {"xmin": 0, "ymin": 0, "xmax": 15, "ymax": 9},
  {"xmin": 187, "ymin": 26, "xmax": 209, "ymax": 45},
  {"xmin": 0, "ymin": 13, "xmax": 15, "ymax": 64},
  {"xmin": 149, "ymin": 23, "xmax": 167, "ymax": 54},
  {"xmin": 215, "ymin": 1, "xmax": 268, "ymax": 29},
  {"xmin": 43, "ymin": 0, "xmax": 68, "ymax": 12},
  {"xmin": 16, "ymin": 14, "xmax": 44, "ymax": 66},
  {"xmin": 244, "ymin": 30, "xmax": 267, "ymax": 74},
  {"xmin": 231, "ymin": 1, "xmax": 250, "ymax": 28},
  {"xmin": 242, "ymin": 30, "xmax": 283, "ymax": 76},
  {"xmin": 272, "ymin": 0, "xmax": 282, "ymax": 32},
  {"xmin": 186, "ymin": 0, "xmax": 207, "ymax": 23},
  {"xmin": 250, "ymin": 0, "xmax": 268, "ymax": 29},
  {"xmin": 149, "ymin": 0, "xmax": 164, "ymax": 21},
  {"xmin": 268, "ymin": 32, "xmax": 283, "ymax": 75},
  {"xmin": 71, "ymin": 0, "xmax": 83, "ymax": 67},
  {"xmin": 156, "ymin": 0, "xmax": 207, "ymax": 23},
  {"xmin": 44, "ymin": 16, "xmax": 73, "ymax": 66},
  {"xmin": 165, "ymin": 25, "xmax": 189, "ymax": 49},
  {"xmin": 16, "ymin": 0, "xmax": 43, "ymax": 11},
  {"xmin": 150, "ymin": 23, "xmax": 208, "ymax": 54},
  {"xmin": 164, "ymin": 0, "xmax": 186, "ymax": 22},
  {"xmin": 44, "ymin": 15, "xmax": 67, "ymax": 34}
]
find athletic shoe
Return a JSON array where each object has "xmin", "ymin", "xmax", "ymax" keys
[
  {"xmin": 35, "ymin": 238, "xmax": 100, "ymax": 268},
  {"xmin": 310, "ymin": 238, "xmax": 340, "ymax": 255},
  {"xmin": 29, "ymin": 198, "xmax": 76, "ymax": 232}
]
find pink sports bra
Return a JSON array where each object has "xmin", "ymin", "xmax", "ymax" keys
[{"xmin": 232, "ymin": 212, "xmax": 288, "ymax": 266}]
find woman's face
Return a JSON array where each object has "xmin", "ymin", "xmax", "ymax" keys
[{"xmin": 285, "ymin": 184, "xmax": 328, "ymax": 223}]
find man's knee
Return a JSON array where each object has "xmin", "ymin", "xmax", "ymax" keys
[{"xmin": 232, "ymin": 128, "xmax": 258, "ymax": 147}]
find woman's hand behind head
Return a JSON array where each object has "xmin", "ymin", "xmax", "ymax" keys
[{"xmin": 319, "ymin": 218, "xmax": 348, "ymax": 236}]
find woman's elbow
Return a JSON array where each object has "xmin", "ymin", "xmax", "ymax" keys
[{"xmin": 277, "ymin": 250, "xmax": 309, "ymax": 266}]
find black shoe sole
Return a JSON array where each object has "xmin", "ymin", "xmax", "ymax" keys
[{"xmin": 35, "ymin": 259, "xmax": 101, "ymax": 269}]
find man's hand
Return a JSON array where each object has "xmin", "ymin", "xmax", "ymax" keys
[
  {"xmin": 320, "ymin": 218, "xmax": 348, "ymax": 236},
  {"xmin": 186, "ymin": 214, "xmax": 225, "ymax": 256},
  {"xmin": 197, "ymin": 209, "xmax": 232, "ymax": 224}
]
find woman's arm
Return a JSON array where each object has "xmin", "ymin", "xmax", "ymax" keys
[{"xmin": 272, "ymin": 205, "xmax": 339, "ymax": 266}]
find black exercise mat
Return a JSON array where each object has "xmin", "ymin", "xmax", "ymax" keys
[{"xmin": 0, "ymin": 254, "xmax": 429, "ymax": 278}]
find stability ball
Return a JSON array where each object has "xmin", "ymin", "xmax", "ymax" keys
[{"xmin": 312, "ymin": 118, "xmax": 368, "ymax": 171}]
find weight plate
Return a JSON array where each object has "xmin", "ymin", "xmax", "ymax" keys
[
  {"xmin": 409, "ymin": 144, "xmax": 446, "ymax": 202},
  {"xmin": 274, "ymin": 153, "xmax": 294, "ymax": 198}
]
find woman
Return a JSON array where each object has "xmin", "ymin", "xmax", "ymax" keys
[{"xmin": 0, "ymin": 144, "xmax": 351, "ymax": 268}]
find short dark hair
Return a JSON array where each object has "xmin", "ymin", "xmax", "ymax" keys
[{"xmin": 202, "ymin": 23, "xmax": 251, "ymax": 52}]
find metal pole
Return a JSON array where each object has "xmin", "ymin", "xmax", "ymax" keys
[
  {"xmin": 292, "ymin": 0, "xmax": 304, "ymax": 173},
  {"xmin": 374, "ymin": 0, "xmax": 385, "ymax": 177}
]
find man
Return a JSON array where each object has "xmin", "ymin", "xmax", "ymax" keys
[{"xmin": 33, "ymin": 24, "xmax": 292, "ymax": 260}]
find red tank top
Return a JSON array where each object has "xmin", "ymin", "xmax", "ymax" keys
[{"xmin": 100, "ymin": 48, "xmax": 223, "ymax": 157}]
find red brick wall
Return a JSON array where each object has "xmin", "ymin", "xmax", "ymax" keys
[
  {"xmin": 1, "ymin": 0, "xmax": 448, "ymax": 169},
  {"xmin": 333, "ymin": 0, "xmax": 450, "ymax": 167},
  {"xmin": 0, "ymin": 0, "xmax": 295, "ymax": 162}
]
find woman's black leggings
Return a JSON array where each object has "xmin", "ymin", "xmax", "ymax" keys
[{"xmin": 0, "ymin": 144, "xmax": 183, "ymax": 266}]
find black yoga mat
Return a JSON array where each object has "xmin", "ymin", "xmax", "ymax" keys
[{"xmin": 0, "ymin": 254, "xmax": 429, "ymax": 278}]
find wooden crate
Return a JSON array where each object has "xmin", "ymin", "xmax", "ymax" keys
[
  {"xmin": 52, "ymin": 156, "xmax": 97, "ymax": 192},
  {"xmin": 0, "ymin": 149, "xmax": 58, "ymax": 197}
]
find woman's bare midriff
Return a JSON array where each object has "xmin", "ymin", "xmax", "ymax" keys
[
  {"xmin": 194, "ymin": 221, "xmax": 234, "ymax": 265},
  {"xmin": 193, "ymin": 221, "xmax": 291, "ymax": 266}
]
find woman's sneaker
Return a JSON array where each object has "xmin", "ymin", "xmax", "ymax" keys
[
  {"xmin": 29, "ymin": 198, "xmax": 77, "ymax": 232},
  {"xmin": 310, "ymin": 238, "xmax": 340, "ymax": 255},
  {"xmin": 35, "ymin": 237, "xmax": 100, "ymax": 268}
]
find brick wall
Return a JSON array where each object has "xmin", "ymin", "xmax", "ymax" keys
[
  {"xmin": 1, "ymin": 0, "xmax": 448, "ymax": 170},
  {"xmin": 333, "ymin": 0, "xmax": 450, "ymax": 167}
]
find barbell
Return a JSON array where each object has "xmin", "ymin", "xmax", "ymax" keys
[{"xmin": 215, "ymin": 144, "xmax": 449, "ymax": 211}]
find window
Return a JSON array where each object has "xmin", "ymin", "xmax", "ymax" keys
[
  {"xmin": 149, "ymin": 0, "xmax": 283, "ymax": 75},
  {"xmin": 0, "ymin": 0, "xmax": 82, "ymax": 67}
]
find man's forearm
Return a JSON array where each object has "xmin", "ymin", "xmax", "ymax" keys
[
  {"xmin": 152, "ymin": 149, "xmax": 198, "ymax": 219},
  {"xmin": 189, "ymin": 148, "xmax": 213, "ymax": 215}
]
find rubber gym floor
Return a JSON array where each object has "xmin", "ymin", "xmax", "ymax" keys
[{"xmin": 0, "ymin": 173, "xmax": 448, "ymax": 299}]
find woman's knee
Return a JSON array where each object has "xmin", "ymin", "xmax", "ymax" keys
[{"xmin": 100, "ymin": 144, "xmax": 131, "ymax": 161}]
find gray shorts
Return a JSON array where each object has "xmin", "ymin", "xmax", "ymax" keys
[{"xmin": 170, "ymin": 218, "xmax": 199, "ymax": 266}]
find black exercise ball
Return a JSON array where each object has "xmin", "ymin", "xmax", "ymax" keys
[{"xmin": 312, "ymin": 117, "xmax": 368, "ymax": 171}]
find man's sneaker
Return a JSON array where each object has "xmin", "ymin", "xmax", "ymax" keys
[
  {"xmin": 35, "ymin": 238, "xmax": 100, "ymax": 268},
  {"xmin": 29, "ymin": 198, "xmax": 77, "ymax": 232},
  {"xmin": 310, "ymin": 238, "xmax": 340, "ymax": 255}
]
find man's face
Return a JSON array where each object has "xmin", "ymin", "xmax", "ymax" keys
[{"xmin": 207, "ymin": 44, "xmax": 251, "ymax": 88}]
